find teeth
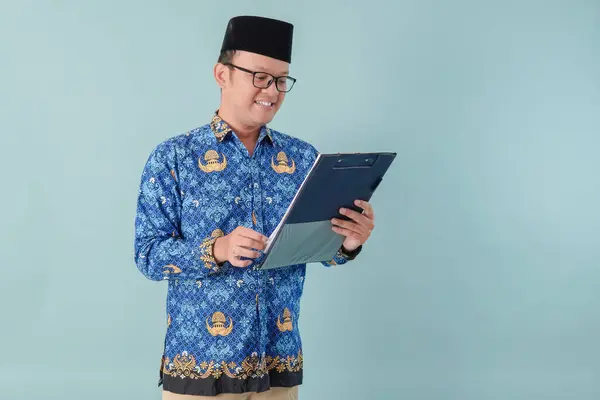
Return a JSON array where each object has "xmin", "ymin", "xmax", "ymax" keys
[{"xmin": 256, "ymin": 101, "xmax": 273, "ymax": 107}]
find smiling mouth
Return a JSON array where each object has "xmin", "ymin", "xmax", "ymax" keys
[{"xmin": 255, "ymin": 100, "xmax": 275, "ymax": 108}]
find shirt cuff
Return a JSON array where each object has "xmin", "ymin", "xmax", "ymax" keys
[
  {"xmin": 324, "ymin": 244, "xmax": 363, "ymax": 266},
  {"xmin": 198, "ymin": 230, "xmax": 227, "ymax": 274},
  {"xmin": 338, "ymin": 244, "xmax": 362, "ymax": 261}
]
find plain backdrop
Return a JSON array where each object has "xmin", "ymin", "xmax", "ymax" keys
[{"xmin": 1, "ymin": 1, "xmax": 599, "ymax": 399}]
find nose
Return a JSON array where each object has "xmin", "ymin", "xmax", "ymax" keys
[{"xmin": 264, "ymin": 80, "xmax": 279, "ymax": 97}]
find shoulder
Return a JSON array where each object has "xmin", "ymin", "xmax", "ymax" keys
[
  {"xmin": 268, "ymin": 128, "xmax": 319, "ymax": 157},
  {"xmin": 147, "ymin": 124, "xmax": 212, "ymax": 161}
]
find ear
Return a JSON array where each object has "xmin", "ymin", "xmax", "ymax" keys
[{"xmin": 214, "ymin": 63, "xmax": 230, "ymax": 89}]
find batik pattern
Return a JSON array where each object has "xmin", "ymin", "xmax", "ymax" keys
[{"xmin": 134, "ymin": 113, "xmax": 355, "ymax": 396}]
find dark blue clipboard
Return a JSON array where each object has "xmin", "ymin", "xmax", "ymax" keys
[{"xmin": 257, "ymin": 152, "xmax": 396, "ymax": 270}]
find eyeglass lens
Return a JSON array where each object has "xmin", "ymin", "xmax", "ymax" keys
[{"xmin": 253, "ymin": 72, "xmax": 294, "ymax": 92}]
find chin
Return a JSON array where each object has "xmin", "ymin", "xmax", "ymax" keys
[
  {"xmin": 260, "ymin": 114, "xmax": 275, "ymax": 124},
  {"xmin": 252, "ymin": 109, "xmax": 277, "ymax": 125}
]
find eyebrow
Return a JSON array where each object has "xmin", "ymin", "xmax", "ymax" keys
[{"xmin": 255, "ymin": 65, "xmax": 289, "ymax": 76}]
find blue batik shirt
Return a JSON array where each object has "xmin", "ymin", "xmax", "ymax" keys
[{"xmin": 134, "ymin": 113, "xmax": 359, "ymax": 396}]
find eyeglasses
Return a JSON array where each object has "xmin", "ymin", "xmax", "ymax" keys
[{"xmin": 224, "ymin": 63, "xmax": 296, "ymax": 93}]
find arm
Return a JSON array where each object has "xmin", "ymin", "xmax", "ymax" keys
[{"xmin": 134, "ymin": 141, "xmax": 225, "ymax": 281}]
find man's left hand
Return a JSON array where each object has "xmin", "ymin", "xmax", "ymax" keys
[{"xmin": 331, "ymin": 199, "xmax": 375, "ymax": 252}]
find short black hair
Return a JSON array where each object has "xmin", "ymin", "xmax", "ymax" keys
[{"xmin": 218, "ymin": 49, "xmax": 236, "ymax": 65}]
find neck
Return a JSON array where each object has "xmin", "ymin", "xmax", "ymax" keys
[
  {"xmin": 217, "ymin": 107, "xmax": 261, "ymax": 140},
  {"xmin": 217, "ymin": 106, "xmax": 262, "ymax": 156}
]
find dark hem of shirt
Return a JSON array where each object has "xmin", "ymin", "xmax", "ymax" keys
[{"xmin": 159, "ymin": 370, "xmax": 302, "ymax": 396}]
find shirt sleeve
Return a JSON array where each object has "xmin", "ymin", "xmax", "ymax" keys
[
  {"xmin": 134, "ymin": 140, "xmax": 227, "ymax": 281},
  {"xmin": 321, "ymin": 245, "xmax": 362, "ymax": 267}
]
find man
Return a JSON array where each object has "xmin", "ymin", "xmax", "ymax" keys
[{"xmin": 134, "ymin": 15, "xmax": 376, "ymax": 399}]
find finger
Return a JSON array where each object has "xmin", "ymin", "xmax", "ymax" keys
[
  {"xmin": 238, "ymin": 237, "xmax": 266, "ymax": 251},
  {"xmin": 230, "ymin": 257, "xmax": 252, "ymax": 268},
  {"xmin": 331, "ymin": 218, "xmax": 367, "ymax": 237},
  {"xmin": 237, "ymin": 227, "xmax": 269, "ymax": 243},
  {"xmin": 331, "ymin": 225, "xmax": 363, "ymax": 239},
  {"xmin": 339, "ymin": 208, "xmax": 374, "ymax": 230},
  {"xmin": 233, "ymin": 244, "xmax": 261, "ymax": 259},
  {"xmin": 355, "ymin": 200, "xmax": 374, "ymax": 220}
]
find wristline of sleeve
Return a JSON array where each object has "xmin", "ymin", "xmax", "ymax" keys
[
  {"xmin": 198, "ymin": 233, "xmax": 228, "ymax": 274},
  {"xmin": 339, "ymin": 244, "xmax": 362, "ymax": 260}
]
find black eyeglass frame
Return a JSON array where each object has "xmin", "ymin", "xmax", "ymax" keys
[{"xmin": 223, "ymin": 63, "xmax": 297, "ymax": 93}]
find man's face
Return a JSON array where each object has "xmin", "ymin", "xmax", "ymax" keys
[{"xmin": 219, "ymin": 50, "xmax": 290, "ymax": 128}]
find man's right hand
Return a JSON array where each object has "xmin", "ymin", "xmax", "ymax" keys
[{"xmin": 213, "ymin": 227, "xmax": 269, "ymax": 268}]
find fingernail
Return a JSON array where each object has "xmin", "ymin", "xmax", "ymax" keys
[{"xmin": 340, "ymin": 208, "xmax": 346, "ymax": 214}]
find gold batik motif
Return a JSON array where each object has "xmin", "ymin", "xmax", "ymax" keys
[
  {"xmin": 199, "ymin": 229, "xmax": 225, "ymax": 269},
  {"xmin": 198, "ymin": 149, "xmax": 227, "ymax": 173},
  {"xmin": 162, "ymin": 350, "xmax": 303, "ymax": 381},
  {"xmin": 263, "ymin": 127, "xmax": 274, "ymax": 144},
  {"xmin": 210, "ymin": 113, "xmax": 232, "ymax": 142},
  {"xmin": 206, "ymin": 311, "xmax": 233, "ymax": 337},
  {"xmin": 276, "ymin": 308, "xmax": 293, "ymax": 332},
  {"xmin": 271, "ymin": 151, "xmax": 296, "ymax": 174},
  {"xmin": 265, "ymin": 351, "xmax": 303, "ymax": 374},
  {"xmin": 209, "ymin": 113, "xmax": 273, "ymax": 143},
  {"xmin": 163, "ymin": 264, "xmax": 182, "ymax": 275}
]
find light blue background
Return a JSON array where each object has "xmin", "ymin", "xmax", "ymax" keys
[{"xmin": 1, "ymin": 1, "xmax": 599, "ymax": 399}]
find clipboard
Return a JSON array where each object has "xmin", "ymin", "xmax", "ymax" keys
[{"xmin": 257, "ymin": 152, "xmax": 396, "ymax": 270}]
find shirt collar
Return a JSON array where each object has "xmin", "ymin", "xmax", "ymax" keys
[{"xmin": 210, "ymin": 112, "xmax": 274, "ymax": 145}]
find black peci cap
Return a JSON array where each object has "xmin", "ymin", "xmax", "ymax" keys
[{"xmin": 220, "ymin": 16, "xmax": 294, "ymax": 63}]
